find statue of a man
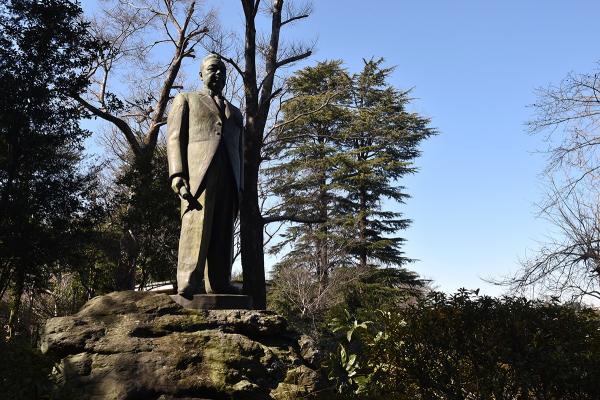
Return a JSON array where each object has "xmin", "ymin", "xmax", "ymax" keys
[{"xmin": 167, "ymin": 54, "xmax": 244, "ymax": 298}]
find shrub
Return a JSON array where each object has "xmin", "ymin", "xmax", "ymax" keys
[{"xmin": 327, "ymin": 290, "xmax": 600, "ymax": 399}]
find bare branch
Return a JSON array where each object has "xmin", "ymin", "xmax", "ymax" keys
[
  {"xmin": 281, "ymin": 14, "xmax": 309, "ymax": 26},
  {"xmin": 281, "ymin": 0, "xmax": 312, "ymax": 26},
  {"xmin": 253, "ymin": 0, "xmax": 261, "ymax": 17},
  {"xmin": 219, "ymin": 54, "xmax": 246, "ymax": 81},
  {"xmin": 84, "ymin": 0, "xmax": 214, "ymax": 156},
  {"xmin": 74, "ymin": 94, "xmax": 141, "ymax": 155},
  {"xmin": 258, "ymin": 48, "xmax": 312, "ymax": 107},
  {"xmin": 491, "ymin": 180, "xmax": 600, "ymax": 303}
]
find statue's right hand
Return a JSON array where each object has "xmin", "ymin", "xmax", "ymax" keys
[{"xmin": 171, "ymin": 176, "xmax": 190, "ymax": 198}]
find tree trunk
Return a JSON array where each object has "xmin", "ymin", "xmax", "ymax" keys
[
  {"xmin": 240, "ymin": 0, "xmax": 266, "ymax": 309},
  {"xmin": 238, "ymin": 0, "xmax": 311, "ymax": 309},
  {"xmin": 0, "ymin": 127, "xmax": 19, "ymax": 218},
  {"xmin": 115, "ymin": 229, "xmax": 137, "ymax": 290},
  {"xmin": 316, "ymin": 164, "xmax": 328, "ymax": 280},
  {"xmin": 358, "ymin": 186, "xmax": 368, "ymax": 269},
  {"xmin": 240, "ymin": 123, "xmax": 267, "ymax": 309},
  {"xmin": 0, "ymin": 263, "xmax": 13, "ymax": 299},
  {"xmin": 7, "ymin": 266, "xmax": 25, "ymax": 340}
]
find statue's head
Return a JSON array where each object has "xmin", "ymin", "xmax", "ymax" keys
[{"xmin": 200, "ymin": 54, "xmax": 226, "ymax": 94}]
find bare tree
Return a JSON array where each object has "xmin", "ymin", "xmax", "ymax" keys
[
  {"xmin": 79, "ymin": 0, "xmax": 215, "ymax": 159},
  {"xmin": 498, "ymin": 183, "xmax": 600, "ymax": 302},
  {"xmin": 270, "ymin": 261, "xmax": 361, "ymax": 335},
  {"xmin": 501, "ymin": 67, "xmax": 600, "ymax": 301},
  {"xmin": 213, "ymin": 0, "xmax": 317, "ymax": 309},
  {"xmin": 529, "ymin": 66, "xmax": 600, "ymax": 199},
  {"xmin": 76, "ymin": 0, "xmax": 215, "ymax": 289}
]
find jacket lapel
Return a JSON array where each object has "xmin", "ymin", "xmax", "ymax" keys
[{"xmin": 198, "ymin": 90, "xmax": 221, "ymax": 120}]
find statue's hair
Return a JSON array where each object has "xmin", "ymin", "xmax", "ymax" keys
[{"xmin": 200, "ymin": 53, "xmax": 226, "ymax": 73}]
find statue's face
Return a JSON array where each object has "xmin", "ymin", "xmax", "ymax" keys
[{"xmin": 201, "ymin": 59, "xmax": 226, "ymax": 94}]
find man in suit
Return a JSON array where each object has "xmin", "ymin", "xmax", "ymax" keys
[{"xmin": 167, "ymin": 54, "xmax": 244, "ymax": 298}]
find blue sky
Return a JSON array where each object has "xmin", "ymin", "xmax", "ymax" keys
[
  {"xmin": 209, "ymin": 0, "xmax": 600, "ymax": 295},
  {"xmin": 82, "ymin": 1, "xmax": 600, "ymax": 295}
]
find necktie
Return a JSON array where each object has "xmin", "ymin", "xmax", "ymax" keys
[{"xmin": 213, "ymin": 94, "xmax": 224, "ymax": 111}]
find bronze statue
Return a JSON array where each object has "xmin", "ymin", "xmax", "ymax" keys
[{"xmin": 167, "ymin": 54, "xmax": 244, "ymax": 298}]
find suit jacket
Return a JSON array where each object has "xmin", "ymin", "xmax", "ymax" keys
[{"xmin": 167, "ymin": 90, "xmax": 244, "ymax": 201}]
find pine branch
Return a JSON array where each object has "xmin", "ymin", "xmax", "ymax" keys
[{"xmin": 262, "ymin": 214, "xmax": 326, "ymax": 225}]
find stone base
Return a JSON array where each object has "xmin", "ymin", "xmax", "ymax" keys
[
  {"xmin": 170, "ymin": 293, "xmax": 253, "ymax": 310},
  {"xmin": 41, "ymin": 291, "xmax": 327, "ymax": 399}
]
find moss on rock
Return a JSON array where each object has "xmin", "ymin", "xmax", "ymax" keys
[{"xmin": 41, "ymin": 291, "xmax": 328, "ymax": 400}]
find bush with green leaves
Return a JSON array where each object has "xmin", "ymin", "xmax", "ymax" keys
[{"xmin": 327, "ymin": 290, "xmax": 600, "ymax": 399}]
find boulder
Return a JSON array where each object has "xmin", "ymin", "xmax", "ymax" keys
[{"xmin": 41, "ymin": 291, "xmax": 328, "ymax": 400}]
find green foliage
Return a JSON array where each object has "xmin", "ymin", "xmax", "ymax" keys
[
  {"xmin": 0, "ymin": 0, "xmax": 104, "ymax": 337},
  {"xmin": 327, "ymin": 290, "xmax": 600, "ymax": 399},
  {"xmin": 267, "ymin": 59, "xmax": 433, "ymax": 334},
  {"xmin": 266, "ymin": 58, "xmax": 434, "ymax": 271},
  {"xmin": 335, "ymin": 58, "xmax": 435, "ymax": 268},
  {"xmin": 112, "ymin": 145, "xmax": 180, "ymax": 289},
  {"xmin": 330, "ymin": 266, "xmax": 426, "ymax": 322},
  {"xmin": 327, "ymin": 309, "xmax": 373, "ymax": 396},
  {"xmin": 265, "ymin": 60, "xmax": 353, "ymax": 274}
]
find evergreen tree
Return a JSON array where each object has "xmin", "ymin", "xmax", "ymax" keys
[
  {"xmin": 265, "ymin": 60, "xmax": 352, "ymax": 277},
  {"xmin": 268, "ymin": 58, "xmax": 434, "ymax": 270},
  {"xmin": 267, "ymin": 59, "xmax": 434, "ymax": 330},
  {"xmin": 0, "ymin": 0, "xmax": 101, "ymax": 338},
  {"xmin": 337, "ymin": 58, "xmax": 435, "ymax": 268}
]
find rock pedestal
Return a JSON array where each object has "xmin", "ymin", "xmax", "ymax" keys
[{"xmin": 41, "ymin": 291, "xmax": 327, "ymax": 400}]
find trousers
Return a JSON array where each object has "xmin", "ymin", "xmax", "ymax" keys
[{"xmin": 176, "ymin": 142, "xmax": 237, "ymax": 296}]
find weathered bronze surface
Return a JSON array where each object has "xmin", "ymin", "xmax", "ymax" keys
[{"xmin": 167, "ymin": 54, "xmax": 244, "ymax": 298}]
